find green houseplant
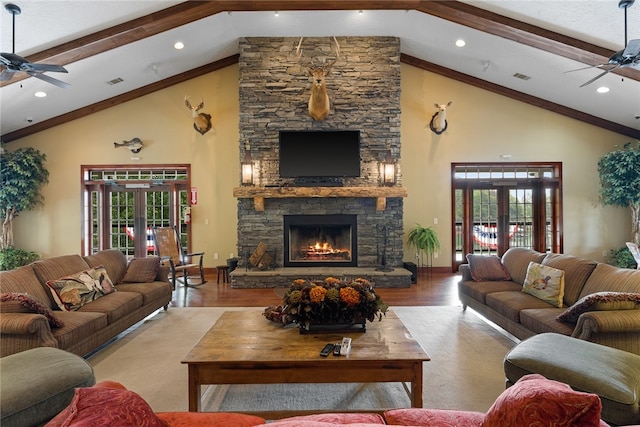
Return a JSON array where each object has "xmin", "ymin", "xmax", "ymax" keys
[
  {"xmin": 0, "ymin": 246, "xmax": 40, "ymax": 271},
  {"xmin": 0, "ymin": 147, "xmax": 49, "ymax": 266},
  {"xmin": 407, "ymin": 223, "xmax": 441, "ymax": 268}
]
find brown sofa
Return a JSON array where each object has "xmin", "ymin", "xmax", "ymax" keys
[
  {"xmin": 458, "ymin": 247, "xmax": 640, "ymax": 355},
  {"xmin": 0, "ymin": 249, "xmax": 172, "ymax": 357}
]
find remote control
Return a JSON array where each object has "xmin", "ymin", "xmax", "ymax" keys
[
  {"xmin": 333, "ymin": 342, "xmax": 341, "ymax": 356},
  {"xmin": 320, "ymin": 343, "xmax": 334, "ymax": 357}
]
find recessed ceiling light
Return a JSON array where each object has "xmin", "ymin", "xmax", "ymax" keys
[
  {"xmin": 596, "ymin": 86, "xmax": 610, "ymax": 93},
  {"xmin": 34, "ymin": 91, "xmax": 47, "ymax": 98},
  {"xmin": 455, "ymin": 39, "xmax": 466, "ymax": 47},
  {"xmin": 274, "ymin": 11, "xmax": 279, "ymax": 17},
  {"xmin": 174, "ymin": 41, "xmax": 184, "ymax": 50}
]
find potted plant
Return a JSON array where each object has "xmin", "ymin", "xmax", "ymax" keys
[
  {"xmin": 407, "ymin": 223, "xmax": 441, "ymax": 269},
  {"xmin": 598, "ymin": 141, "xmax": 640, "ymax": 267}
]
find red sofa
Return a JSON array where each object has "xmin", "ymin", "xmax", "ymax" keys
[{"xmin": 45, "ymin": 374, "xmax": 628, "ymax": 427}]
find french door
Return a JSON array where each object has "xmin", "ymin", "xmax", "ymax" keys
[
  {"xmin": 82, "ymin": 166, "xmax": 190, "ymax": 258},
  {"xmin": 452, "ymin": 163, "xmax": 562, "ymax": 271}
]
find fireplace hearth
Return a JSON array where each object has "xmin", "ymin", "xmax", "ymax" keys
[{"xmin": 284, "ymin": 214, "xmax": 357, "ymax": 267}]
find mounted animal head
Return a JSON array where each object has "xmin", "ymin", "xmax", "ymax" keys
[
  {"xmin": 429, "ymin": 101, "xmax": 452, "ymax": 135},
  {"xmin": 296, "ymin": 36, "xmax": 341, "ymax": 121},
  {"xmin": 184, "ymin": 96, "xmax": 212, "ymax": 135}
]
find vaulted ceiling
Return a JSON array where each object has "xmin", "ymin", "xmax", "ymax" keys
[{"xmin": 1, "ymin": 0, "xmax": 639, "ymax": 143}]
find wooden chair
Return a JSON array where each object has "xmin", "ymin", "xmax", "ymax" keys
[{"xmin": 152, "ymin": 226, "xmax": 206, "ymax": 289}]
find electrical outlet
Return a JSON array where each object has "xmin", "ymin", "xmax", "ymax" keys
[
  {"xmin": 415, "ymin": 252, "xmax": 420, "ymax": 259},
  {"xmin": 214, "ymin": 253, "xmax": 219, "ymax": 260},
  {"xmin": 433, "ymin": 252, "xmax": 439, "ymax": 259},
  {"xmin": 433, "ymin": 217, "xmax": 438, "ymax": 225},
  {"xmin": 602, "ymin": 250, "xmax": 609, "ymax": 257},
  {"xmin": 230, "ymin": 253, "xmax": 234, "ymax": 259}
]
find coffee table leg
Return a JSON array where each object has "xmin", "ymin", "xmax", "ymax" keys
[
  {"xmin": 188, "ymin": 365, "xmax": 201, "ymax": 412},
  {"xmin": 411, "ymin": 362, "xmax": 423, "ymax": 408}
]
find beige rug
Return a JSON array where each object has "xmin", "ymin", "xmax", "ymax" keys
[{"xmin": 88, "ymin": 306, "xmax": 517, "ymax": 414}]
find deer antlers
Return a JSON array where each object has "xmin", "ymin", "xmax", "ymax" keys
[{"xmin": 296, "ymin": 36, "xmax": 341, "ymax": 121}]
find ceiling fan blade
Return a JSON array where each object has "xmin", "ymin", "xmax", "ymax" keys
[
  {"xmin": 579, "ymin": 65, "xmax": 619, "ymax": 87},
  {"xmin": 564, "ymin": 63, "xmax": 608, "ymax": 73},
  {"xmin": 24, "ymin": 62, "xmax": 68, "ymax": 74},
  {"xmin": 26, "ymin": 70, "xmax": 71, "ymax": 88},
  {"xmin": 0, "ymin": 69, "xmax": 15, "ymax": 81},
  {"xmin": 622, "ymin": 39, "xmax": 640, "ymax": 57}
]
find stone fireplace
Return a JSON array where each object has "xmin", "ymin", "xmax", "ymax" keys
[{"xmin": 232, "ymin": 36, "xmax": 408, "ymax": 287}]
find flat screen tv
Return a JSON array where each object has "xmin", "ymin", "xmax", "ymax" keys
[{"xmin": 279, "ymin": 130, "xmax": 360, "ymax": 178}]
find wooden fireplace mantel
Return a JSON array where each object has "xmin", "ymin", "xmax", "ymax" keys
[{"xmin": 233, "ymin": 186, "xmax": 408, "ymax": 212}]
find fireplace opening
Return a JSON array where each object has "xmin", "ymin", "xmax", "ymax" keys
[{"xmin": 284, "ymin": 215, "xmax": 357, "ymax": 267}]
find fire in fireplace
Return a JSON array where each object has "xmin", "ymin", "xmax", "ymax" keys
[{"xmin": 284, "ymin": 215, "xmax": 357, "ymax": 267}]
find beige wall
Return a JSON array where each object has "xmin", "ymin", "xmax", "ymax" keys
[{"xmin": 8, "ymin": 62, "xmax": 631, "ymax": 267}]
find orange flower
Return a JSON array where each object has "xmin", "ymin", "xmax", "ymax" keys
[
  {"xmin": 340, "ymin": 287, "xmax": 361, "ymax": 306},
  {"xmin": 309, "ymin": 285, "xmax": 327, "ymax": 303},
  {"xmin": 325, "ymin": 277, "xmax": 341, "ymax": 285}
]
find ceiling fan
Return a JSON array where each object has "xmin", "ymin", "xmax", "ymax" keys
[
  {"xmin": 566, "ymin": 0, "xmax": 640, "ymax": 87},
  {"xmin": 0, "ymin": 3, "xmax": 70, "ymax": 88}
]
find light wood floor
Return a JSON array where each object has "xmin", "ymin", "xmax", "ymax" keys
[{"xmin": 170, "ymin": 270, "xmax": 462, "ymax": 308}]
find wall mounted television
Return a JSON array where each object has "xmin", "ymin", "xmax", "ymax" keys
[{"xmin": 279, "ymin": 130, "xmax": 361, "ymax": 178}]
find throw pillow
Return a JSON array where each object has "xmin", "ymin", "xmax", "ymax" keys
[
  {"xmin": 46, "ymin": 265, "xmax": 116, "ymax": 311},
  {"xmin": 0, "ymin": 292, "xmax": 64, "ymax": 328},
  {"xmin": 483, "ymin": 374, "xmax": 602, "ymax": 427},
  {"xmin": 466, "ymin": 254, "xmax": 511, "ymax": 281},
  {"xmin": 121, "ymin": 257, "xmax": 160, "ymax": 283},
  {"xmin": 44, "ymin": 386, "xmax": 169, "ymax": 427},
  {"xmin": 522, "ymin": 262, "xmax": 565, "ymax": 308},
  {"xmin": 556, "ymin": 291, "xmax": 640, "ymax": 323}
]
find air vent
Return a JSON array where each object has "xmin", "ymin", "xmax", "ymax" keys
[
  {"xmin": 513, "ymin": 73, "xmax": 531, "ymax": 81},
  {"xmin": 106, "ymin": 77, "xmax": 124, "ymax": 86}
]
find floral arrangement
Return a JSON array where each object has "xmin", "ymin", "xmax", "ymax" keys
[{"xmin": 263, "ymin": 277, "xmax": 388, "ymax": 330}]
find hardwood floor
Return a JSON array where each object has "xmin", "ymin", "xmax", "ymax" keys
[{"xmin": 170, "ymin": 270, "xmax": 462, "ymax": 308}]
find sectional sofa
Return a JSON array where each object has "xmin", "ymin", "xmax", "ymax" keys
[
  {"xmin": 458, "ymin": 247, "xmax": 640, "ymax": 355},
  {"xmin": 0, "ymin": 249, "xmax": 172, "ymax": 357}
]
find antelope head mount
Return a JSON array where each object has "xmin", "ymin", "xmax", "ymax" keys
[
  {"xmin": 184, "ymin": 96, "xmax": 212, "ymax": 135},
  {"xmin": 296, "ymin": 36, "xmax": 341, "ymax": 121},
  {"xmin": 429, "ymin": 101, "xmax": 452, "ymax": 135}
]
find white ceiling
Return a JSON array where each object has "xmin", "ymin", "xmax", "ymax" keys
[{"xmin": 1, "ymin": 1, "xmax": 639, "ymax": 141}]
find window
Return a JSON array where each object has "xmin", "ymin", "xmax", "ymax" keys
[
  {"xmin": 82, "ymin": 165, "xmax": 191, "ymax": 257},
  {"xmin": 452, "ymin": 163, "xmax": 562, "ymax": 269}
]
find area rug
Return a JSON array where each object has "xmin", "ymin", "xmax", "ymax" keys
[{"xmin": 88, "ymin": 306, "xmax": 517, "ymax": 414}]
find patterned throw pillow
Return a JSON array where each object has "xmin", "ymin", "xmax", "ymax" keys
[
  {"xmin": 483, "ymin": 374, "xmax": 602, "ymax": 427},
  {"xmin": 46, "ymin": 265, "xmax": 116, "ymax": 311},
  {"xmin": 556, "ymin": 291, "xmax": 640, "ymax": 323},
  {"xmin": 466, "ymin": 254, "xmax": 512, "ymax": 281},
  {"xmin": 121, "ymin": 257, "xmax": 160, "ymax": 283},
  {"xmin": 522, "ymin": 262, "xmax": 565, "ymax": 307},
  {"xmin": 0, "ymin": 292, "xmax": 64, "ymax": 328}
]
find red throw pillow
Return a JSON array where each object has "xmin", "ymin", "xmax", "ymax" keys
[
  {"xmin": 44, "ymin": 386, "xmax": 169, "ymax": 427},
  {"xmin": 482, "ymin": 374, "xmax": 602, "ymax": 427},
  {"xmin": 0, "ymin": 292, "xmax": 64, "ymax": 328},
  {"xmin": 384, "ymin": 408, "xmax": 484, "ymax": 426}
]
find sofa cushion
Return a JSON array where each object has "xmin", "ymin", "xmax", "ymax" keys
[
  {"xmin": 116, "ymin": 281, "xmax": 171, "ymax": 305},
  {"xmin": 31, "ymin": 255, "xmax": 91, "ymax": 288},
  {"xmin": 83, "ymin": 249, "xmax": 128, "ymax": 285},
  {"xmin": 0, "ymin": 292, "xmax": 64, "ymax": 328},
  {"xmin": 277, "ymin": 414, "xmax": 386, "ymax": 424},
  {"xmin": 44, "ymin": 386, "xmax": 169, "ymax": 427},
  {"xmin": 0, "ymin": 265, "xmax": 56, "ymax": 309},
  {"xmin": 522, "ymin": 262, "xmax": 565, "ymax": 308},
  {"xmin": 541, "ymin": 253, "xmax": 598, "ymax": 306},
  {"xmin": 121, "ymin": 257, "xmax": 160, "ymax": 283},
  {"xmin": 51, "ymin": 311, "xmax": 108, "ymax": 350},
  {"xmin": 557, "ymin": 291, "xmax": 640, "ymax": 323},
  {"xmin": 486, "ymin": 291, "xmax": 554, "ymax": 323},
  {"xmin": 458, "ymin": 280, "xmax": 523, "ymax": 305},
  {"xmin": 501, "ymin": 248, "xmax": 546, "ymax": 285},
  {"xmin": 75, "ymin": 291, "xmax": 143, "ymax": 323},
  {"xmin": 384, "ymin": 408, "xmax": 484, "ymax": 426},
  {"xmin": 579, "ymin": 263, "xmax": 640, "ymax": 298},
  {"xmin": 519, "ymin": 308, "xmax": 575, "ymax": 335},
  {"xmin": 466, "ymin": 254, "xmax": 511, "ymax": 281},
  {"xmin": 46, "ymin": 266, "xmax": 116, "ymax": 311},
  {"xmin": 156, "ymin": 412, "xmax": 267, "ymax": 427},
  {"xmin": 264, "ymin": 422, "xmax": 386, "ymax": 427},
  {"xmin": 483, "ymin": 373, "xmax": 602, "ymax": 427}
]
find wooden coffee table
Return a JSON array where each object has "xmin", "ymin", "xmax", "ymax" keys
[{"xmin": 181, "ymin": 310, "xmax": 430, "ymax": 417}]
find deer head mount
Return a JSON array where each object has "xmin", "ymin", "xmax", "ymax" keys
[
  {"xmin": 429, "ymin": 101, "xmax": 452, "ymax": 135},
  {"xmin": 296, "ymin": 36, "xmax": 341, "ymax": 121},
  {"xmin": 184, "ymin": 96, "xmax": 212, "ymax": 135}
]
